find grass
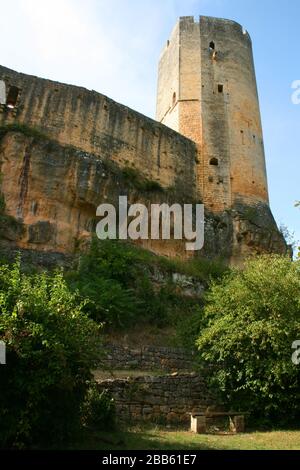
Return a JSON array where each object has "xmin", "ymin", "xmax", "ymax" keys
[
  {"xmin": 71, "ymin": 427, "xmax": 300, "ymax": 450},
  {"xmin": 159, "ymin": 255, "xmax": 227, "ymax": 282},
  {"xmin": 93, "ymin": 239, "xmax": 227, "ymax": 283}
]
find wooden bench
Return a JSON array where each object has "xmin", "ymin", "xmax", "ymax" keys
[{"xmin": 191, "ymin": 411, "xmax": 247, "ymax": 434}]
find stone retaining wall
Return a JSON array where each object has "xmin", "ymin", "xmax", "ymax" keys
[
  {"xmin": 97, "ymin": 372, "xmax": 213, "ymax": 425},
  {"xmin": 100, "ymin": 344, "xmax": 196, "ymax": 372}
]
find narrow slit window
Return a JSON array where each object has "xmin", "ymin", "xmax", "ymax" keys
[
  {"xmin": 6, "ymin": 86, "xmax": 20, "ymax": 109},
  {"xmin": 172, "ymin": 92, "xmax": 176, "ymax": 106},
  {"xmin": 218, "ymin": 84, "xmax": 223, "ymax": 93},
  {"xmin": 240, "ymin": 130, "xmax": 245, "ymax": 144}
]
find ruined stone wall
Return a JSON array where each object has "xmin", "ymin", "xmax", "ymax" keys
[
  {"xmin": 97, "ymin": 373, "xmax": 213, "ymax": 425},
  {"xmin": 0, "ymin": 65, "xmax": 197, "ymax": 194},
  {"xmin": 96, "ymin": 344, "xmax": 215, "ymax": 425},
  {"xmin": 100, "ymin": 344, "xmax": 196, "ymax": 372},
  {"xmin": 156, "ymin": 22, "xmax": 180, "ymax": 131}
]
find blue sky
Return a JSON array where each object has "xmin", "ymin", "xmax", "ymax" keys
[{"xmin": 0, "ymin": 0, "xmax": 299, "ymax": 248}]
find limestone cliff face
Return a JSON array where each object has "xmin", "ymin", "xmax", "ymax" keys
[
  {"xmin": 0, "ymin": 129, "xmax": 196, "ymax": 259},
  {"xmin": 0, "ymin": 128, "xmax": 287, "ymax": 265},
  {"xmin": 204, "ymin": 204, "xmax": 289, "ymax": 266}
]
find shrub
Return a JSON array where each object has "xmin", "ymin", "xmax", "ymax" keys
[
  {"xmin": 67, "ymin": 239, "xmax": 173, "ymax": 328},
  {"xmin": 0, "ymin": 259, "xmax": 101, "ymax": 448},
  {"xmin": 82, "ymin": 384, "xmax": 115, "ymax": 431},
  {"xmin": 67, "ymin": 238, "xmax": 226, "ymax": 330},
  {"xmin": 176, "ymin": 305, "xmax": 206, "ymax": 350},
  {"xmin": 67, "ymin": 239, "xmax": 142, "ymax": 328},
  {"xmin": 196, "ymin": 255, "xmax": 300, "ymax": 424}
]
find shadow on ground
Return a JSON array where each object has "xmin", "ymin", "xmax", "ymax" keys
[{"xmin": 71, "ymin": 429, "xmax": 213, "ymax": 450}]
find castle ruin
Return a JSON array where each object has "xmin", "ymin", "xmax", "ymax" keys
[{"xmin": 0, "ymin": 16, "xmax": 287, "ymax": 265}]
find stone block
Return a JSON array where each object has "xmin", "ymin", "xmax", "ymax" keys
[
  {"xmin": 229, "ymin": 415, "xmax": 245, "ymax": 433},
  {"xmin": 191, "ymin": 415, "xmax": 206, "ymax": 434}
]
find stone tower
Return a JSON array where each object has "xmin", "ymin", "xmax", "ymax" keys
[{"xmin": 156, "ymin": 16, "xmax": 269, "ymax": 213}]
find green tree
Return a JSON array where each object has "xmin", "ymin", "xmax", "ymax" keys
[
  {"xmin": 0, "ymin": 259, "xmax": 101, "ymax": 448},
  {"xmin": 196, "ymin": 255, "xmax": 300, "ymax": 424}
]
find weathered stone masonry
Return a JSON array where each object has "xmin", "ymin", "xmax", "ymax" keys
[
  {"xmin": 95, "ymin": 343, "xmax": 214, "ymax": 425},
  {"xmin": 157, "ymin": 16, "xmax": 269, "ymax": 212},
  {"xmin": 97, "ymin": 373, "xmax": 213, "ymax": 425},
  {"xmin": 96, "ymin": 345, "xmax": 213, "ymax": 425},
  {"xmin": 0, "ymin": 130, "xmax": 198, "ymax": 258},
  {"xmin": 0, "ymin": 65, "xmax": 197, "ymax": 193},
  {"xmin": 100, "ymin": 344, "xmax": 196, "ymax": 372}
]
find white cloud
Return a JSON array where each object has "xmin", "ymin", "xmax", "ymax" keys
[
  {"xmin": 0, "ymin": 0, "xmax": 176, "ymax": 117},
  {"xmin": 0, "ymin": 0, "xmax": 223, "ymax": 117}
]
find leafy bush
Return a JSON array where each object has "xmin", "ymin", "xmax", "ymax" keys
[
  {"xmin": 196, "ymin": 255, "xmax": 300, "ymax": 424},
  {"xmin": 0, "ymin": 259, "xmax": 101, "ymax": 448},
  {"xmin": 67, "ymin": 239, "xmax": 143, "ymax": 327},
  {"xmin": 176, "ymin": 305, "xmax": 206, "ymax": 350},
  {"xmin": 67, "ymin": 238, "xmax": 227, "ymax": 330},
  {"xmin": 67, "ymin": 239, "xmax": 176, "ymax": 328},
  {"xmin": 82, "ymin": 384, "xmax": 115, "ymax": 431}
]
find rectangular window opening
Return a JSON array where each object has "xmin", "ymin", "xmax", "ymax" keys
[{"xmin": 6, "ymin": 86, "xmax": 20, "ymax": 109}]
